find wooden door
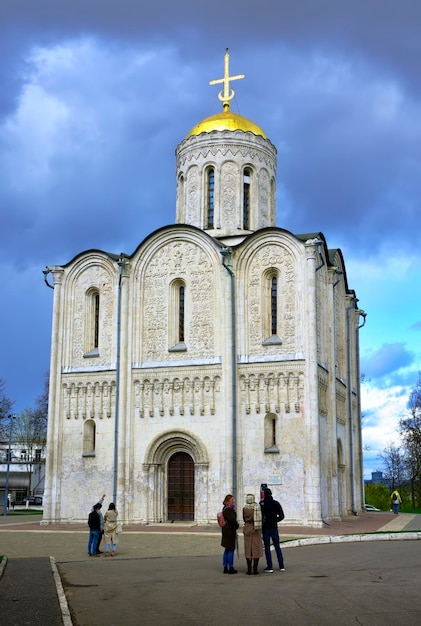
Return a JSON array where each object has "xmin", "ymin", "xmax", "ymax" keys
[{"xmin": 167, "ymin": 452, "xmax": 194, "ymax": 521}]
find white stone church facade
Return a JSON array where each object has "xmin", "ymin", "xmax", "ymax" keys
[{"xmin": 43, "ymin": 56, "xmax": 365, "ymax": 527}]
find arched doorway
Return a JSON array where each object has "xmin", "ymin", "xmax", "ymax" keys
[{"xmin": 167, "ymin": 451, "xmax": 194, "ymax": 521}]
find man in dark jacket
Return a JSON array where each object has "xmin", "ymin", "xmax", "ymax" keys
[
  {"xmin": 260, "ymin": 488, "xmax": 285, "ymax": 573},
  {"xmin": 88, "ymin": 503, "xmax": 101, "ymax": 557}
]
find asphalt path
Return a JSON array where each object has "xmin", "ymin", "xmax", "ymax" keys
[{"xmin": 58, "ymin": 540, "xmax": 421, "ymax": 626}]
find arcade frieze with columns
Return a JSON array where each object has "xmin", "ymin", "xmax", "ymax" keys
[{"xmin": 133, "ymin": 369, "xmax": 222, "ymax": 418}]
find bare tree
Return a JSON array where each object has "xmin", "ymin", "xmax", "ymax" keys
[
  {"xmin": 35, "ymin": 371, "xmax": 49, "ymax": 421},
  {"xmin": 0, "ymin": 379, "xmax": 14, "ymax": 439},
  {"xmin": 13, "ymin": 408, "xmax": 47, "ymax": 496},
  {"xmin": 379, "ymin": 443, "xmax": 406, "ymax": 490}
]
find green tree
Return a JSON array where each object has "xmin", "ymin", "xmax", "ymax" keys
[
  {"xmin": 364, "ymin": 483, "xmax": 390, "ymax": 511},
  {"xmin": 399, "ymin": 373, "xmax": 421, "ymax": 508}
]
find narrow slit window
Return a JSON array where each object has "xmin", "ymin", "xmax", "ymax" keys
[
  {"xmin": 271, "ymin": 276, "xmax": 277, "ymax": 335},
  {"xmin": 179, "ymin": 285, "xmax": 185, "ymax": 342},
  {"xmin": 264, "ymin": 412, "xmax": 279, "ymax": 453},
  {"xmin": 93, "ymin": 293, "xmax": 100, "ymax": 348},
  {"xmin": 243, "ymin": 168, "xmax": 250, "ymax": 229},
  {"xmin": 83, "ymin": 419, "xmax": 96, "ymax": 455},
  {"xmin": 84, "ymin": 288, "xmax": 100, "ymax": 356},
  {"xmin": 207, "ymin": 168, "xmax": 214, "ymax": 228},
  {"xmin": 169, "ymin": 279, "xmax": 187, "ymax": 352}
]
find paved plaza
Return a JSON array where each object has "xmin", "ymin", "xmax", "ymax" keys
[{"xmin": 1, "ymin": 511, "xmax": 421, "ymax": 625}]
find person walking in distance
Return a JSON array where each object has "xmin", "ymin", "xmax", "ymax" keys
[
  {"xmin": 260, "ymin": 488, "xmax": 285, "ymax": 573},
  {"xmin": 391, "ymin": 489, "xmax": 402, "ymax": 514}
]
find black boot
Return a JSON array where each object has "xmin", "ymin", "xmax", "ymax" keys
[
  {"xmin": 246, "ymin": 559, "xmax": 252, "ymax": 575},
  {"xmin": 228, "ymin": 566, "xmax": 237, "ymax": 574},
  {"xmin": 223, "ymin": 566, "xmax": 229, "ymax": 574},
  {"xmin": 253, "ymin": 559, "xmax": 259, "ymax": 575}
]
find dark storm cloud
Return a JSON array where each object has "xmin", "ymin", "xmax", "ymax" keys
[{"xmin": 1, "ymin": 0, "xmax": 420, "ymax": 417}]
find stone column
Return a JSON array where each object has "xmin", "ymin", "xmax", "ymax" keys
[
  {"xmin": 42, "ymin": 266, "xmax": 64, "ymax": 524},
  {"xmin": 304, "ymin": 240, "xmax": 323, "ymax": 525}
]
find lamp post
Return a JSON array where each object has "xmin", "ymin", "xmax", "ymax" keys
[{"xmin": 3, "ymin": 414, "xmax": 16, "ymax": 517}]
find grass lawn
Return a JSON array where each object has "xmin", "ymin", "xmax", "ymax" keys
[{"xmin": 1, "ymin": 510, "xmax": 43, "ymax": 517}]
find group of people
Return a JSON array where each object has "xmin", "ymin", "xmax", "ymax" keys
[
  {"xmin": 220, "ymin": 488, "xmax": 285, "ymax": 575},
  {"xmin": 88, "ymin": 494, "xmax": 119, "ymax": 557}
]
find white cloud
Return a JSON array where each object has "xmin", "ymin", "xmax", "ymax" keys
[{"xmin": 361, "ymin": 383, "xmax": 409, "ymax": 477}]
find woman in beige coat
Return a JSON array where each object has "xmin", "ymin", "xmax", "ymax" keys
[
  {"xmin": 103, "ymin": 502, "xmax": 119, "ymax": 556},
  {"xmin": 243, "ymin": 494, "xmax": 263, "ymax": 575}
]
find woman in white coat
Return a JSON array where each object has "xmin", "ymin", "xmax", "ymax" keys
[{"xmin": 103, "ymin": 502, "xmax": 119, "ymax": 556}]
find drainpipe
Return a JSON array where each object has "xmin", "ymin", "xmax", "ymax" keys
[
  {"xmin": 220, "ymin": 247, "xmax": 237, "ymax": 503},
  {"xmin": 332, "ymin": 269, "xmax": 343, "ymax": 517},
  {"xmin": 113, "ymin": 257, "xmax": 126, "ymax": 504},
  {"xmin": 346, "ymin": 297, "xmax": 358, "ymax": 515},
  {"xmin": 43, "ymin": 267, "xmax": 54, "ymax": 290},
  {"xmin": 356, "ymin": 310, "xmax": 367, "ymax": 509},
  {"xmin": 314, "ymin": 241, "xmax": 327, "ymax": 522}
]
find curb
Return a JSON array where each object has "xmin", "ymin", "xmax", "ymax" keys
[
  {"xmin": 50, "ymin": 556, "xmax": 73, "ymax": 626},
  {"xmin": 281, "ymin": 531, "xmax": 421, "ymax": 548},
  {"xmin": 0, "ymin": 556, "xmax": 7, "ymax": 581}
]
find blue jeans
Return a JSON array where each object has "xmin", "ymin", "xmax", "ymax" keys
[
  {"xmin": 88, "ymin": 529, "xmax": 100, "ymax": 556},
  {"xmin": 223, "ymin": 549, "xmax": 234, "ymax": 567},
  {"xmin": 392, "ymin": 502, "xmax": 399, "ymax": 514},
  {"xmin": 263, "ymin": 528, "xmax": 284, "ymax": 569}
]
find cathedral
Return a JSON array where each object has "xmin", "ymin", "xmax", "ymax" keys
[{"xmin": 42, "ymin": 51, "xmax": 365, "ymax": 527}]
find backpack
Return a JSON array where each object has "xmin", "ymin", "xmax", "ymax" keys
[
  {"xmin": 217, "ymin": 511, "xmax": 226, "ymax": 527},
  {"xmin": 276, "ymin": 501, "xmax": 285, "ymax": 522},
  {"xmin": 392, "ymin": 494, "xmax": 398, "ymax": 503}
]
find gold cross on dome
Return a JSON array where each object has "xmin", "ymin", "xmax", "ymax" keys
[{"xmin": 209, "ymin": 48, "xmax": 245, "ymax": 110}]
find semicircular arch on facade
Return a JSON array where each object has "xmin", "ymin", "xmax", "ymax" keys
[
  {"xmin": 130, "ymin": 225, "xmax": 223, "ymax": 282},
  {"xmin": 64, "ymin": 252, "xmax": 118, "ymax": 292},
  {"xmin": 235, "ymin": 228, "xmax": 304, "ymax": 276},
  {"xmin": 144, "ymin": 429, "xmax": 209, "ymax": 467}
]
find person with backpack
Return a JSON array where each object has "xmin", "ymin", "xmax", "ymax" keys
[
  {"xmin": 220, "ymin": 494, "xmax": 239, "ymax": 574},
  {"xmin": 260, "ymin": 488, "xmax": 285, "ymax": 573},
  {"xmin": 391, "ymin": 489, "xmax": 402, "ymax": 514}
]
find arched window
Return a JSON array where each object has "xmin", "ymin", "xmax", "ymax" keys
[
  {"xmin": 179, "ymin": 285, "xmax": 185, "ymax": 343},
  {"xmin": 93, "ymin": 293, "xmax": 100, "ymax": 348},
  {"xmin": 83, "ymin": 419, "xmax": 96, "ymax": 456},
  {"xmin": 243, "ymin": 168, "xmax": 251, "ymax": 229},
  {"xmin": 84, "ymin": 288, "xmax": 100, "ymax": 356},
  {"xmin": 206, "ymin": 167, "xmax": 215, "ymax": 228},
  {"xmin": 169, "ymin": 279, "xmax": 187, "ymax": 352},
  {"xmin": 264, "ymin": 413, "xmax": 279, "ymax": 453},
  {"xmin": 262, "ymin": 271, "xmax": 282, "ymax": 345},
  {"xmin": 271, "ymin": 276, "xmax": 277, "ymax": 335}
]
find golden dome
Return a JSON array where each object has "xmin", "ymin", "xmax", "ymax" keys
[{"xmin": 187, "ymin": 110, "xmax": 267, "ymax": 139}]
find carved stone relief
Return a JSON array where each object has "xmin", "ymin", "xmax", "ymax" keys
[
  {"xmin": 68, "ymin": 263, "xmax": 115, "ymax": 367},
  {"xmin": 142, "ymin": 240, "xmax": 215, "ymax": 361},
  {"xmin": 247, "ymin": 243, "xmax": 297, "ymax": 354},
  {"xmin": 63, "ymin": 379, "xmax": 115, "ymax": 420},
  {"xmin": 240, "ymin": 370, "xmax": 304, "ymax": 416},
  {"xmin": 133, "ymin": 372, "xmax": 221, "ymax": 418},
  {"xmin": 221, "ymin": 161, "xmax": 238, "ymax": 231}
]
